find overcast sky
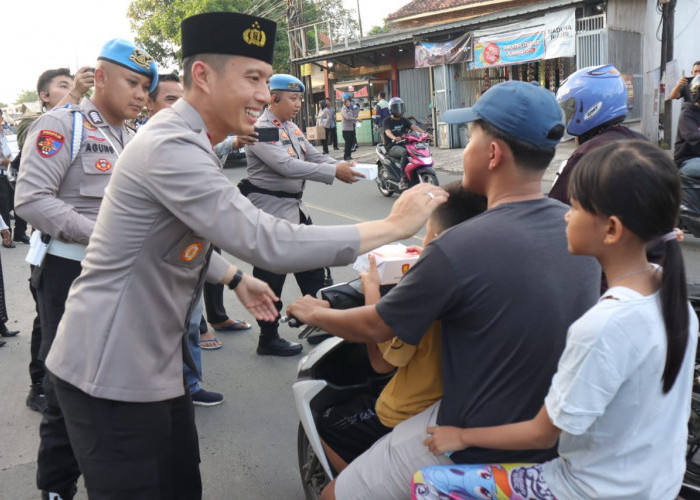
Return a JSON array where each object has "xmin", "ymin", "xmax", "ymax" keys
[{"xmin": 0, "ymin": 0, "xmax": 409, "ymax": 105}]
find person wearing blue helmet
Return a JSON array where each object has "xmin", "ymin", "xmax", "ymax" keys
[
  {"xmin": 548, "ymin": 64, "xmax": 646, "ymax": 204},
  {"xmin": 243, "ymin": 74, "xmax": 364, "ymax": 356},
  {"xmin": 14, "ymin": 37, "xmax": 157, "ymax": 500}
]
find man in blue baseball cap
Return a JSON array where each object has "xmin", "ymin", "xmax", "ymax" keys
[
  {"xmin": 15, "ymin": 37, "xmax": 157, "ymax": 500},
  {"xmin": 287, "ymin": 81, "xmax": 600, "ymax": 500},
  {"xmin": 243, "ymin": 73, "xmax": 363, "ymax": 356}
]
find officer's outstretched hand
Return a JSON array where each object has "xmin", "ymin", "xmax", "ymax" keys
[
  {"xmin": 234, "ymin": 274, "xmax": 279, "ymax": 322},
  {"xmin": 336, "ymin": 161, "xmax": 364, "ymax": 183},
  {"xmin": 387, "ymin": 183, "xmax": 448, "ymax": 239}
]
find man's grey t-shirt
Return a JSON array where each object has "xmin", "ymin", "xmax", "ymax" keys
[{"xmin": 376, "ymin": 198, "xmax": 600, "ymax": 464}]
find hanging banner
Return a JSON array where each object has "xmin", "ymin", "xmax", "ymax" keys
[
  {"xmin": 415, "ymin": 32, "xmax": 473, "ymax": 68},
  {"xmin": 475, "ymin": 28, "xmax": 544, "ymax": 68},
  {"xmin": 543, "ymin": 9, "xmax": 576, "ymax": 59},
  {"xmin": 474, "ymin": 8, "xmax": 576, "ymax": 68}
]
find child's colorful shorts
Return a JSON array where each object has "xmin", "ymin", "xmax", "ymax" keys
[{"xmin": 411, "ymin": 463, "xmax": 558, "ymax": 500}]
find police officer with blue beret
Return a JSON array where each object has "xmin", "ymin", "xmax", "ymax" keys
[
  {"xmin": 243, "ymin": 74, "xmax": 363, "ymax": 356},
  {"xmin": 15, "ymin": 38, "xmax": 157, "ymax": 500}
]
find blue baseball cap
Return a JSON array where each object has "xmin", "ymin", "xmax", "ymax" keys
[
  {"xmin": 97, "ymin": 38, "xmax": 158, "ymax": 93},
  {"xmin": 443, "ymin": 81, "xmax": 564, "ymax": 149},
  {"xmin": 269, "ymin": 74, "xmax": 305, "ymax": 93}
]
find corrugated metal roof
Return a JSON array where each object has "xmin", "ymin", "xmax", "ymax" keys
[
  {"xmin": 293, "ymin": 0, "xmax": 580, "ymax": 63},
  {"xmin": 387, "ymin": 0, "xmax": 507, "ymax": 22}
]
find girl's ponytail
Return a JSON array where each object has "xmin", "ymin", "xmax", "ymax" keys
[{"xmin": 660, "ymin": 238, "xmax": 689, "ymax": 393}]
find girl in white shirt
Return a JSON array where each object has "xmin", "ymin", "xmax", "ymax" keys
[{"xmin": 413, "ymin": 140, "xmax": 697, "ymax": 500}]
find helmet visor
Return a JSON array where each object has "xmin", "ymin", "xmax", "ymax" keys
[
  {"xmin": 390, "ymin": 102, "xmax": 405, "ymax": 116},
  {"xmin": 559, "ymin": 97, "xmax": 576, "ymax": 140}
]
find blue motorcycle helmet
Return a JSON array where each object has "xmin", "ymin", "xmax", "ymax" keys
[{"xmin": 556, "ymin": 64, "xmax": 628, "ymax": 138}]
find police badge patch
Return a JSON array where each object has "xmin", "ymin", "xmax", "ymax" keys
[
  {"xmin": 94, "ymin": 159, "xmax": 113, "ymax": 172},
  {"xmin": 36, "ymin": 130, "xmax": 65, "ymax": 158}
]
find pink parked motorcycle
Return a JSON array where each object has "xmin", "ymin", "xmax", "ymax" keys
[{"xmin": 375, "ymin": 131, "xmax": 438, "ymax": 197}]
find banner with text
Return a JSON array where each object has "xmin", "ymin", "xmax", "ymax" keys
[
  {"xmin": 415, "ymin": 32, "xmax": 473, "ymax": 68},
  {"xmin": 474, "ymin": 8, "xmax": 575, "ymax": 68}
]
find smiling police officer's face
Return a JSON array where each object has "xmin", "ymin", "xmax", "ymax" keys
[{"xmin": 206, "ymin": 55, "xmax": 272, "ymax": 139}]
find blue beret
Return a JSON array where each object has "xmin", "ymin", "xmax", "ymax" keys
[
  {"xmin": 269, "ymin": 74, "xmax": 305, "ymax": 93},
  {"xmin": 98, "ymin": 39, "xmax": 158, "ymax": 93}
]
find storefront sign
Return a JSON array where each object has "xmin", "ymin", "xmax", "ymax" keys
[
  {"xmin": 474, "ymin": 8, "xmax": 575, "ymax": 68},
  {"xmin": 415, "ymin": 32, "xmax": 473, "ymax": 68},
  {"xmin": 335, "ymin": 86, "xmax": 369, "ymax": 99},
  {"xmin": 475, "ymin": 29, "xmax": 544, "ymax": 68}
]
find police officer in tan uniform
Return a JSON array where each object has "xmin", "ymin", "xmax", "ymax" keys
[
  {"xmin": 42, "ymin": 13, "xmax": 445, "ymax": 498},
  {"xmin": 242, "ymin": 74, "xmax": 363, "ymax": 356},
  {"xmin": 15, "ymin": 38, "xmax": 157, "ymax": 500}
]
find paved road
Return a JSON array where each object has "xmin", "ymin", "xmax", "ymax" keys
[{"xmin": 1, "ymin": 144, "xmax": 698, "ymax": 499}]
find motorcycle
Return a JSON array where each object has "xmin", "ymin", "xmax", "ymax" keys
[
  {"xmin": 292, "ymin": 279, "xmax": 394, "ymax": 499},
  {"xmin": 375, "ymin": 131, "xmax": 438, "ymax": 197},
  {"xmin": 680, "ymin": 175, "xmax": 700, "ymax": 238},
  {"xmin": 292, "ymin": 280, "xmax": 700, "ymax": 500}
]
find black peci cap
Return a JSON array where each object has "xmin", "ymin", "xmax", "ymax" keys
[{"xmin": 181, "ymin": 12, "xmax": 276, "ymax": 64}]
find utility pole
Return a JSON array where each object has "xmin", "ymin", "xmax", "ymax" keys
[
  {"xmin": 658, "ymin": 0, "xmax": 676, "ymax": 149},
  {"xmin": 356, "ymin": 0, "xmax": 363, "ymax": 38}
]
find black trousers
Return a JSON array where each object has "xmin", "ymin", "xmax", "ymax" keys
[
  {"xmin": 28, "ymin": 273, "xmax": 43, "ymax": 385},
  {"xmin": 388, "ymin": 144, "xmax": 409, "ymax": 179},
  {"xmin": 329, "ymin": 126, "xmax": 338, "ymax": 148},
  {"xmin": 252, "ymin": 212, "xmax": 325, "ymax": 335},
  {"xmin": 203, "ymin": 247, "xmax": 228, "ymax": 325},
  {"xmin": 52, "ymin": 372, "xmax": 201, "ymax": 500},
  {"xmin": 36, "ymin": 255, "xmax": 82, "ymax": 494},
  {"xmin": 321, "ymin": 128, "xmax": 331, "ymax": 154},
  {"xmin": 342, "ymin": 130, "xmax": 356, "ymax": 160}
]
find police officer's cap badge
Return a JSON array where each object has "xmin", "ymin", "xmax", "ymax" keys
[
  {"xmin": 243, "ymin": 22, "xmax": 266, "ymax": 48},
  {"xmin": 130, "ymin": 49, "xmax": 155, "ymax": 70}
]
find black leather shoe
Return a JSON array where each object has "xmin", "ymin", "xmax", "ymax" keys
[
  {"xmin": 0, "ymin": 328, "xmax": 19, "ymax": 337},
  {"xmin": 2, "ymin": 241, "xmax": 15, "ymax": 248},
  {"xmin": 13, "ymin": 234, "xmax": 30, "ymax": 244},
  {"xmin": 256, "ymin": 336, "xmax": 303, "ymax": 356},
  {"xmin": 26, "ymin": 384, "xmax": 48, "ymax": 413},
  {"xmin": 0, "ymin": 340, "xmax": 5, "ymax": 348}
]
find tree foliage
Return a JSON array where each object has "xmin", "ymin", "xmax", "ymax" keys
[
  {"xmin": 15, "ymin": 90, "xmax": 38, "ymax": 104},
  {"xmin": 366, "ymin": 23, "xmax": 389, "ymax": 36},
  {"xmin": 128, "ymin": 0, "xmax": 289, "ymax": 73},
  {"xmin": 127, "ymin": 0, "xmax": 358, "ymax": 74}
]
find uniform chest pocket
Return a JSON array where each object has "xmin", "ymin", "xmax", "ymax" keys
[
  {"xmin": 79, "ymin": 141, "xmax": 116, "ymax": 198},
  {"xmin": 163, "ymin": 231, "xmax": 209, "ymax": 269}
]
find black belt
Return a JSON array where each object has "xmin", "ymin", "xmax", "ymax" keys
[{"xmin": 237, "ymin": 178, "xmax": 303, "ymax": 200}]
